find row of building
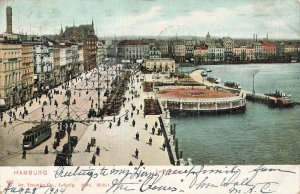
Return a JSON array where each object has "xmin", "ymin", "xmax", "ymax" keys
[
  {"xmin": 0, "ymin": 6, "xmax": 99, "ymax": 109},
  {"xmin": 116, "ymin": 33, "xmax": 300, "ymax": 63}
]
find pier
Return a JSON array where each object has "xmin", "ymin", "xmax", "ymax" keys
[{"xmin": 190, "ymin": 69, "xmax": 297, "ymax": 106}]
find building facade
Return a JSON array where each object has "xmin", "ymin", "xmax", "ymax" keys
[
  {"xmin": 21, "ymin": 42, "xmax": 34, "ymax": 102},
  {"xmin": 117, "ymin": 40, "xmax": 150, "ymax": 62},
  {"xmin": 33, "ymin": 42, "xmax": 54, "ymax": 93},
  {"xmin": 143, "ymin": 58, "xmax": 176, "ymax": 73},
  {"xmin": 83, "ymin": 35, "xmax": 97, "ymax": 71},
  {"xmin": 0, "ymin": 34, "xmax": 22, "ymax": 107}
]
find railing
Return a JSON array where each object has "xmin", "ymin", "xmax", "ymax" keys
[{"xmin": 158, "ymin": 116, "xmax": 175, "ymax": 165}]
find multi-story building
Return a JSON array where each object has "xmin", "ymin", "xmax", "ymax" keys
[
  {"xmin": 52, "ymin": 42, "xmax": 61, "ymax": 86},
  {"xmin": 96, "ymin": 40, "xmax": 105, "ymax": 65},
  {"xmin": 284, "ymin": 44, "xmax": 297, "ymax": 53},
  {"xmin": 59, "ymin": 42, "xmax": 67, "ymax": 84},
  {"xmin": 83, "ymin": 35, "xmax": 97, "ymax": 71},
  {"xmin": 222, "ymin": 37, "xmax": 234, "ymax": 61},
  {"xmin": 184, "ymin": 39, "xmax": 195, "ymax": 60},
  {"xmin": 214, "ymin": 43, "xmax": 224, "ymax": 61},
  {"xmin": 246, "ymin": 45, "xmax": 255, "ymax": 61},
  {"xmin": 117, "ymin": 40, "xmax": 150, "ymax": 62},
  {"xmin": 60, "ymin": 21, "xmax": 96, "ymax": 72},
  {"xmin": 78, "ymin": 43, "xmax": 84, "ymax": 74},
  {"xmin": 158, "ymin": 41, "xmax": 169, "ymax": 58},
  {"xmin": 260, "ymin": 40, "xmax": 276, "ymax": 57},
  {"xmin": 70, "ymin": 44, "xmax": 79, "ymax": 78},
  {"xmin": 172, "ymin": 41, "xmax": 185, "ymax": 63},
  {"xmin": 194, "ymin": 45, "xmax": 208, "ymax": 63},
  {"xmin": 149, "ymin": 43, "xmax": 161, "ymax": 59},
  {"xmin": 0, "ymin": 34, "xmax": 22, "ymax": 107},
  {"xmin": 240, "ymin": 45, "xmax": 247, "ymax": 61},
  {"xmin": 21, "ymin": 42, "xmax": 34, "ymax": 102},
  {"xmin": 233, "ymin": 44, "xmax": 242, "ymax": 61},
  {"xmin": 252, "ymin": 42, "xmax": 262, "ymax": 60},
  {"xmin": 143, "ymin": 58, "xmax": 175, "ymax": 73},
  {"xmin": 33, "ymin": 42, "xmax": 54, "ymax": 93}
]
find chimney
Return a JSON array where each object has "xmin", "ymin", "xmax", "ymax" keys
[
  {"xmin": 6, "ymin": 6, "xmax": 12, "ymax": 34},
  {"xmin": 256, "ymin": 34, "xmax": 257, "ymax": 41}
]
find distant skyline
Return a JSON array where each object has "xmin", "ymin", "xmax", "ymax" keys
[{"xmin": 0, "ymin": 0, "xmax": 300, "ymax": 39}]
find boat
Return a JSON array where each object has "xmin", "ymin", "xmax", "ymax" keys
[
  {"xmin": 201, "ymin": 71, "xmax": 208, "ymax": 76},
  {"xmin": 214, "ymin": 78, "xmax": 221, "ymax": 84},
  {"xmin": 225, "ymin": 81, "xmax": 242, "ymax": 90},
  {"xmin": 265, "ymin": 90, "xmax": 294, "ymax": 107},
  {"xmin": 206, "ymin": 68, "xmax": 212, "ymax": 72},
  {"xmin": 207, "ymin": 77, "xmax": 220, "ymax": 83}
]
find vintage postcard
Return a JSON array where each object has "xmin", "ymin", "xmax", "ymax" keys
[{"xmin": 0, "ymin": 0, "xmax": 299, "ymax": 193}]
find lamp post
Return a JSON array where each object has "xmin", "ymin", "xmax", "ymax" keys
[{"xmin": 65, "ymin": 89, "xmax": 72, "ymax": 165}]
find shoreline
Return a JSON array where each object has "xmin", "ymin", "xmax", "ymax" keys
[{"xmin": 177, "ymin": 61, "xmax": 300, "ymax": 67}]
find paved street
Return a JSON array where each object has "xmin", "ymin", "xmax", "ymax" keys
[{"xmin": 0, "ymin": 65, "xmax": 170, "ymax": 166}]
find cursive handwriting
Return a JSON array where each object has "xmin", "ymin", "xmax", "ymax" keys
[
  {"xmin": 47, "ymin": 165, "xmax": 297, "ymax": 193},
  {"xmin": 54, "ymin": 166, "xmax": 98, "ymax": 191},
  {"xmin": 2, "ymin": 184, "xmax": 66, "ymax": 194}
]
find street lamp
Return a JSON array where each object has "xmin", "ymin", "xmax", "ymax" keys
[{"xmin": 64, "ymin": 89, "xmax": 73, "ymax": 165}]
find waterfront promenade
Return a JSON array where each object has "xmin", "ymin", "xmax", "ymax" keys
[{"xmin": 0, "ymin": 66, "xmax": 170, "ymax": 166}]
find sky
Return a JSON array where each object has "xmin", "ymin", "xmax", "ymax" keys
[{"xmin": 0, "ymin": 0, "xmax": 300, "ymax": 39}]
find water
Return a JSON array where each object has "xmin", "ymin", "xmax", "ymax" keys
[{"xmin": 172, "ymin": 63, "xmax": 300, "ymax": 164}]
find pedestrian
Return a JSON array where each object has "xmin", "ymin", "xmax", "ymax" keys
[
  {"xmin": 149, "ymin": 137, "xmax": 152, "ymax": 145},
  {"xmin": 96, "ymin": 146, "xmax": 100, "ymax": 156},
  {"xmin": 91, "ymin": 154, "xmax": 96, "ymax": 166},
  {"xmin": 87, "ymin": 143, "xmax": 91, "ymax": 152},
  {"xmin": 22, "ymin": 114, "xmax": 25, "ymax": 119},
  {"xmin": 117, "ymin": 118, "xmax": 121, "ymax": 126},
  {"xmin": 145, "ymin": 123, "xmax": 148, "ymax": 130},
  {"xmin": 73, "ymin": 123, "xmax": 76, "ymax": 130},
  {"xmin": 41, "ymin": 107, "xmax": 44, "ymax": 112},
  {"xmin": 155, "ymin": 121, "xmax": 158, "ymax": 128},
  {"xmin": 129, "ymin": 161, "xmax": 133, "ymax": 166},
  {"xmin": 140, "ymin": 104, "xmax": 142, "ymax": 110},
  {"xmin": 55, "ymin": 110, "xmax": 57, "ymax": 116},
  {"xmin": 39, "ymin": 100, "xmax": 41, "ymax": 105},
  {"xmin": 22, "ymin": 150, "xmax": 26, "ymax": 159},
  {"xmin": 162, "ymin": 142, "xmax": 166, "ymax": 151},
  {"xmin": 44, "ymin": 145, "xmax": 49, "ymax": 154},
  {"xmin": 152, "ymin": 127, "xmax": 155, "ymax": 135},
  {"xmin": 139, "ymin": 160, "xmax": 144, "ymax": 166},
  {"xmin": 132, "ymin": 119, "xmax": 135, "ymax": 127},
  {"xmin": 136, "ymin": 132, "xmax": 139, "ymax": 141},
  {"xmin": 113, "ymin": 116, "xmax": 115, "ymax": 122},
  {"xmin": 94, "ymin": 124, "xmax": 97, "ymax": 131},
  {"xmin": 4, "ymin": 121, "xmax": 7, "ymax": 127},
  {"xmin": 135, "ymin": 148, "xmax": 139, "ymax": 159},
  {"xmin": 137, "ymin": 110, "xmax": 139, "ymax": 115},
  {"xmin": 109, "ymin": 122, "xmax": 112, "ymax": 129}
]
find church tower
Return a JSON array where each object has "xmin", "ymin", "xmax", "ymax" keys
[{"xmin": 206, "ymin": 31, "xmax": 211, "ymax": 43}]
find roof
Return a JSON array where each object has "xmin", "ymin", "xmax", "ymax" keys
[
  {"xmin": 23, "ymin": 122, "xmax": 51, "ymax": 135},
  {"xmin": 260, "ymin": 40, "xmax": 276, "ymax": 47},
  {"xmin": 118, "ymin": 40, "xmax": 149, "ymax": 45},
  {"xmin": 158, "ymin": 88, "xmax": 236, "ymax": 99}
]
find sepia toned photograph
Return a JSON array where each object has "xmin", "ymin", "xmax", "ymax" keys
[{"xmin": 0, "ymin": 0, "xmax": 299, "ymax": 168}]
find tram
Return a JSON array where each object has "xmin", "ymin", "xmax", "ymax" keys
[{"xmin": 22, "ymin": 121, "xmax": 52, "ymax": 150}]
